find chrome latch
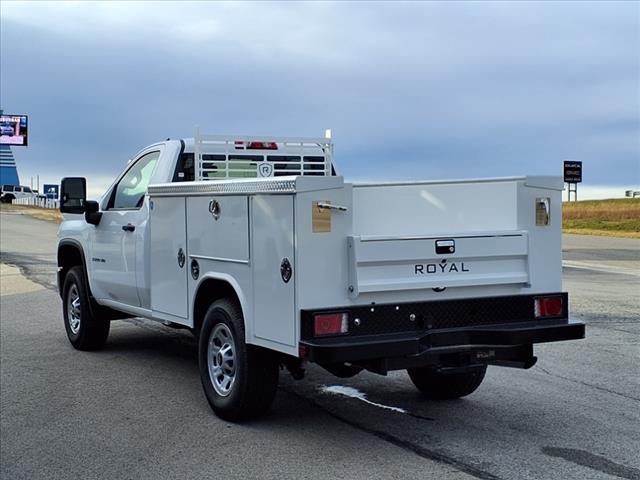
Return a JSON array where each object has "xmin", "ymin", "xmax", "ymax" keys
[
  {"xmin": 435, "ymin": 239, "xmax": 455, "ymax": 254},
  {"xmin": 208, "ymin": 199, "xmax": 221, "ymax": 220},
  {"xmin": 316, "ymin": 202, "xmax": 348, "ymax": 212}
]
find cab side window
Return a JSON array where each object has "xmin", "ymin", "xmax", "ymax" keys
[
  {"xmin": 172, "ymin": 152, "xmax": 195, "ymax": 182},
  {"xmin": 111, "ymin": 151, "xmax": 160, "ymax": 209}
]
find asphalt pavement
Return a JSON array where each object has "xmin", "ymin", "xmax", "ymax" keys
[{"xmin": 1, "ymin": 210, "xmax": 639, "ymax": 480}]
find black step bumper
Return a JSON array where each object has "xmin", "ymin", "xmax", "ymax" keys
[{"xmin": 300, "ymin": 319, "xmax": 585, "ymax": 365}]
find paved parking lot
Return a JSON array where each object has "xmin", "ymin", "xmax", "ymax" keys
[{"xmin": 1, "ymin": 211, "xmax": 639, "ymax": 480}]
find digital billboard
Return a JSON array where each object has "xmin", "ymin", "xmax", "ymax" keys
[
  {"xmin": 0, "ymin": 114, "xmax": 28, "ymax": 146},
  {"xmin": 563, "ymin": 161, "xmax": 582, "ymax": 183}
]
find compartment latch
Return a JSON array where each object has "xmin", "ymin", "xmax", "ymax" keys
[{"xmin": 435, "ymin": 239, "xmax": 455, "ymax": 254}]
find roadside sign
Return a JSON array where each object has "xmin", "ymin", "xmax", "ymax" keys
[
  {"xmin": 0, "ymin": 114, "xmax": 28, "ymax": 146},
  {"xmin": 43, "ymin": 184, "xmax": 59, "ymax": 199},
  {"xmin": 563, "ymin": 161, "xmax": 582, "ymax": 183}
]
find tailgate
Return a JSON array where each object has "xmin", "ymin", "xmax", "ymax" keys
[{"xmin": 347, "ymin": 232, "xmax": 529, "ymax": 298}]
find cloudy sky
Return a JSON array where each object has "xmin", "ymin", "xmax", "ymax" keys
[{"xmin": 1, "ymin": 1, "xmax": 638, "ymax": 198}]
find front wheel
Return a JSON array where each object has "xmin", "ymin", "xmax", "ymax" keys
[
  {"xmin": 407, "ymin": 365, "xmax": 487, "ymax": 400},
  {"xmin": 198, "ymin": 299, "xmax": 279, "ymax": 421},
  {"xmin": 62, "ymin": 266, "xmax": 110, "ymax": 350}
]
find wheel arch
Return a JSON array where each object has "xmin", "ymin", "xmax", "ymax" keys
[
  {"xmin": 57, "ymin": 239, "xmax": 88, "ymax": 298},
  {"xmin": 192, "ymin": 274, "xmax": 249, "ymax": 337},
  {"xmin": 57, "ymin": 239, "xmax": 132, "ymax": 321}
]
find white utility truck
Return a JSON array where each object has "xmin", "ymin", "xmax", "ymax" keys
[{"xmin": 57, "ymin": 132, "xmax": 584, "ymax": 420}]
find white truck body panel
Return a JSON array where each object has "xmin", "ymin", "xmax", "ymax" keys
[
  {"xmin": 145, "ymin": 174, "xmax": 562, "ymax": 357},
  {"xmin": 251, "ymin": 195, "xmax": 296, "ymax": 347},
  {"xmin": 90, "ymin": 208, "xmax": 141, "ymax": 306},
  {"xmin": 348, "ymin": 233, "xmax": 529, "ymax": 296},
  {"xmin": 150, "ymin": 196, "xmax": 187, "ymax": 319}
]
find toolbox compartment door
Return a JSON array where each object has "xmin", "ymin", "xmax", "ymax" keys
[
  {"xmin": 186, "ymin": 196, "xmax": 249, "ymax": 262},
  {"xmin": 150, "ymin": 196, "xmax": 188, "ymax": 319},
  {"xmin": 251, "ymin": 195, "xmax": 296, "ymax": 347},
  {"xmin": 347, "ymin": 232, "xmax": 529, "ymax": 298}
]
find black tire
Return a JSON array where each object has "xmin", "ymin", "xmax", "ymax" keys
[
  {"xmin": 407, "ymin": 365, "xmax": 487, "ymax": 400},
  {"xmin": 198, "ymin": 299, "xmax": 279, "ymax": 421},
  {"xmin": 62, "ymin": 266, "xmax": 110, "ymax": 350}
]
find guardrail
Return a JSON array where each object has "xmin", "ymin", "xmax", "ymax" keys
[{"xmin": 12, "ymin": 197, "xmax": 60, "ymax": 209}]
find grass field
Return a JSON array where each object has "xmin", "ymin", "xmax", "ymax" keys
[
  {"xmin": 562, "ymin": 198, "xmax": 640, "ymax": 238},
  {"xmin": 0, "ymin": 203, "xmax": 63, "ymax": 223}
]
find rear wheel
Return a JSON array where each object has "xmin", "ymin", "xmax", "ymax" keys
[
  {"xmin": 62, "ymin": 266, "xmax": 110, "ymax": 350},
  {"xmin": 407, "ymin": 365, "xmax": 487, "ymax": 400},
  {"xmin": 198, "ymin": 299, "xmax": 279, "ymax": 421}
]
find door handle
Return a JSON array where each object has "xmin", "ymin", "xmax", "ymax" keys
[{"xmin": 122, "ymin": 224, "xmax": 135, "ymax": 232}]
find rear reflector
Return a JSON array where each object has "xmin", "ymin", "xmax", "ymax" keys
[
  {"xmin": 314, "ymin": 313, "xmax": 348, "ymax": 337},
  {"xmin": 534, "ymin": 296, "xmax": 563, "ymax": 318},
  {"xmin": 298, "ymin": 344, "xmax": 308, "ymax": 359}
]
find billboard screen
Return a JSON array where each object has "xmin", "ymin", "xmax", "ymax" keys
[
  {"xmin": 0, "ymin": 114, "xmax": 28, "ymax": 146},
  {"xmin": 563, "ymin": 160, "xmax": 582, "ymax": 183}
]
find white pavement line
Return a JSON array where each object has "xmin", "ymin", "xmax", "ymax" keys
[
  {"xmin": 320, "ymin": 385, "xmax": 407, "ymax": 413},
  {"xmin": 562, "ymin": 260, "xmax": 640, "ymax": 277}
]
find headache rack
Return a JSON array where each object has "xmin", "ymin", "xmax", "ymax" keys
[{"xmin": 194, "ymin": 129, "xmax": 334, "ymax": 181}]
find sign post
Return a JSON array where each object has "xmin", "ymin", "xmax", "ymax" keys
[{"xmin": 563, "ymin": 161, "xmax": 582, "ymax": 202}]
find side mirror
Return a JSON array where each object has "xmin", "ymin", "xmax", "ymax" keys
[
  {"xmin": 85, "ymin": 200, "xmax": 102, "ymax": 226},
  {"xmin": 60, "ymin": 177, "xmax": 87, "ymax": 214}
]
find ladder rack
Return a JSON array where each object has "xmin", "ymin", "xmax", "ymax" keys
[{"xmin": 193, "ymin": 130, "xmax": 334, "ymax": 181}]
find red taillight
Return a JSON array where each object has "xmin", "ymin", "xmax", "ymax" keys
[
  {"xmin": 247, "ymin": 141, "xmax": 278, "ymax": 150},
  {"xmin": 534, "ymin": 296, "xmax": 563, "ymax": 318},
  {"xmin": 314, "ymin": 313, "xmax": 349, "ymax": 337}
]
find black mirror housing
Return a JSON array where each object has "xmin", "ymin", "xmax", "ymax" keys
[
  {"xmin": 60, "ymin": 177, "xmax": 87, "ymax": 214},
  {"xmin": 84, "ymin": 200, "xmax": 102, "ymax": 226}
]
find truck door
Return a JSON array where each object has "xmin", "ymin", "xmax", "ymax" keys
[{"xmin": 89, "ymin": 151, "xmax": 160, "ymax": 307}]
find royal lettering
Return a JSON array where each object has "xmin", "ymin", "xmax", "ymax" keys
[{"xmin": 414, "ymin": 263, "xmax": 470, "ymax": 275}]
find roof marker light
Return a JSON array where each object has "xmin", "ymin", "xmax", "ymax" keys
[{"xmin": 247, "ymin": 141, "xmax": 278, "ymax": 150}]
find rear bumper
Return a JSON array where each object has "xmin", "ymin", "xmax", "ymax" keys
[{"xmin": 300, "ymin": 319, "xmax": 585, "ymax": 365}]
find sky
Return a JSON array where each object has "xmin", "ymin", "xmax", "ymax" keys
[{"xmin": 1, "ymin": 1, "xmax": 639, "ymax": 199}]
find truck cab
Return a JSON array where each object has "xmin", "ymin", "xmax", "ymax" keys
[{"xmin": 57, "ymin": 132, "xmax": 584, "ymax": 421}]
